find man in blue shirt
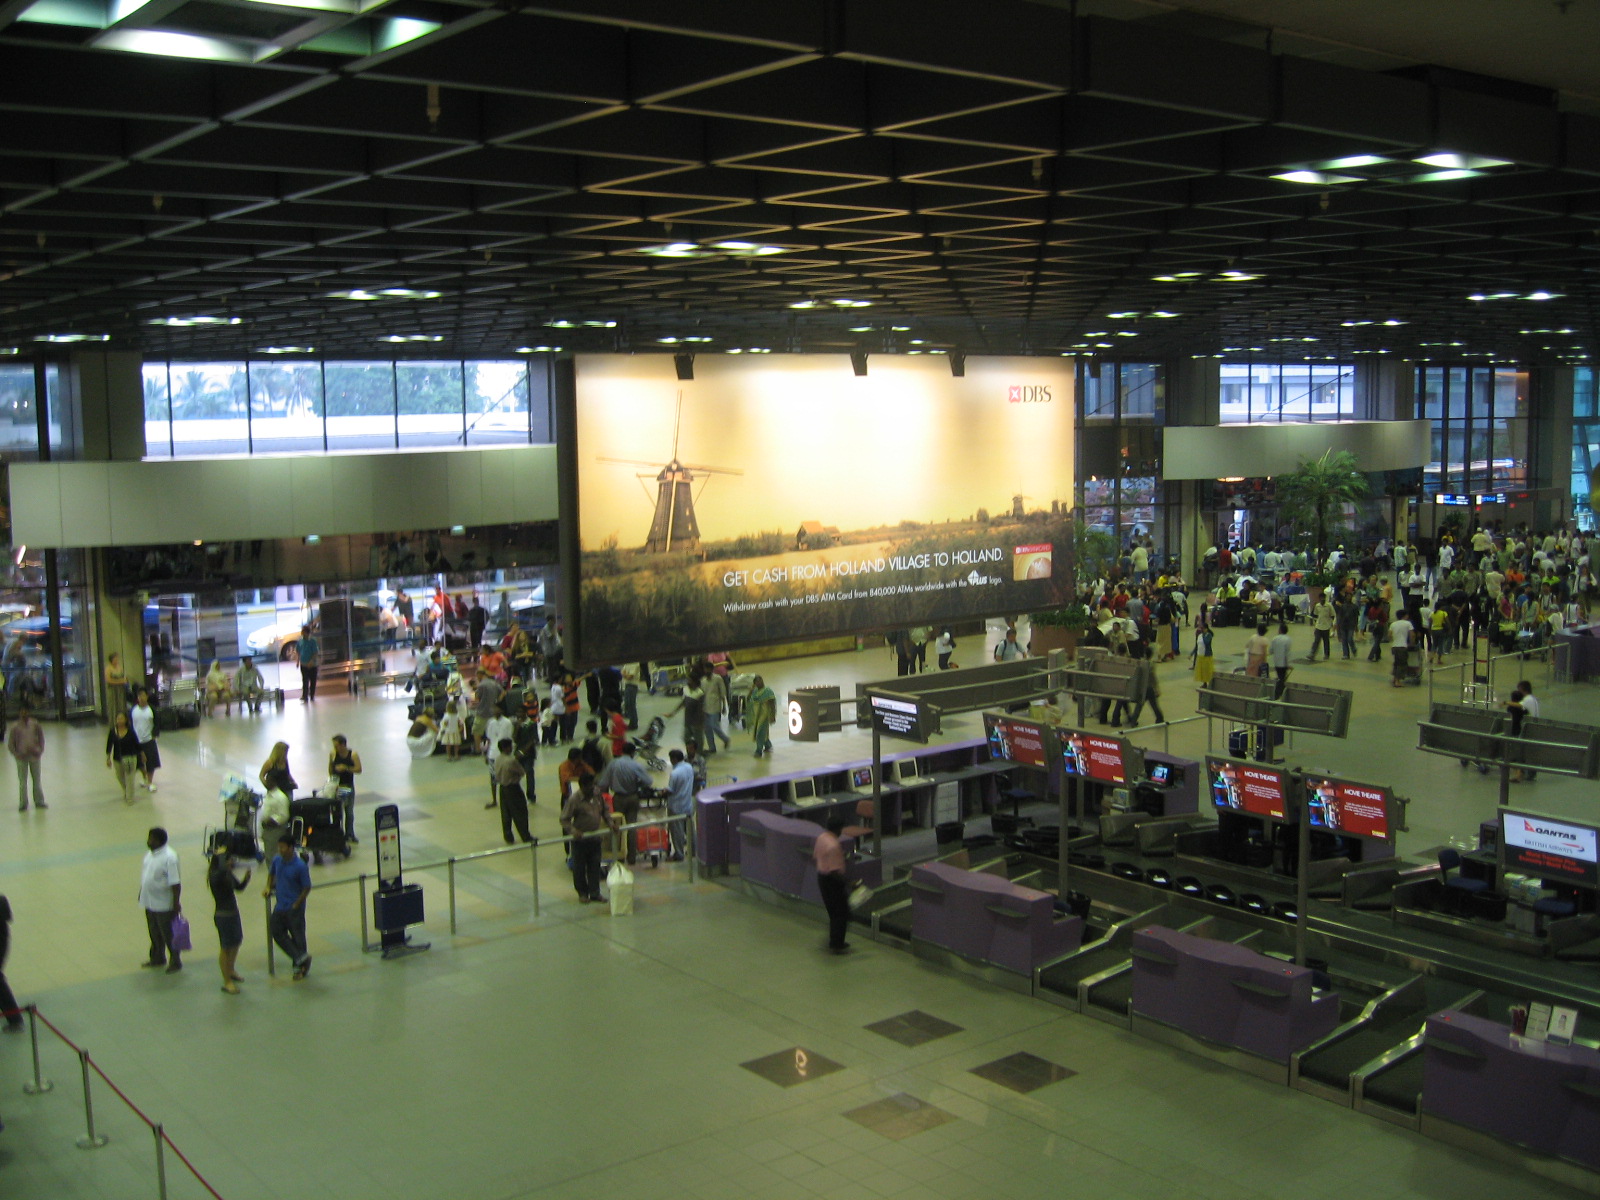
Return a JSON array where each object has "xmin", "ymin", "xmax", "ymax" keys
[
  {"xmin": 263, "ymin": 835, "xmax": 313, "ymax": 980},
  {"xmin": 595, "ymin": 742, "xmax": 655, "ymax": 864},
  {"xmin": 297, "ymin": 626, "xmax": 321, "ymax": 702},
  {"xmin": 664, "ymin": 749, "xmax": 695, "ymax": 862}
]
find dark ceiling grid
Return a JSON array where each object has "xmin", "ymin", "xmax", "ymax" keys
[{"xmin": 0, "ymin": 1, "xmax": 1596, "ymax": 364}]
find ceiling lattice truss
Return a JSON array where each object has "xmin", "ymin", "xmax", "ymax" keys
[{"xmin": 2, "ymin": 0, "xmax": 1599, "ymax": 365}]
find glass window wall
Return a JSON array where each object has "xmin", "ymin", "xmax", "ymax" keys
[
  {"xmin": 142, "ymin": 357, "xmax": 556, "ymax": 458},
  {"xmin": 1572, "ymin": 367, "xmax": 1597, "ymax": 532},
  {"xmin": 1416, "ymin": 366, "xmax": 1529, "ymax": 495},
  {"xmin": 1075, "ymin": 361, "xmax": 1173, "ymax": 574},
  {"xmin": 1218, "ymin": 361, "xmax": 1355, "ymax": 423}
]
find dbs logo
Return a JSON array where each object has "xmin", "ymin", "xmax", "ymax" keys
[{"xmin": 1008, "ymin": 384, "xmax": 1052, "ymax": 403}]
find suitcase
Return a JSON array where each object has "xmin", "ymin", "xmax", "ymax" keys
[
  {"xmin": 155, "ymin": 706, "xmax": 183, "ymax": 732},
  {"xmin": 177, "ymin": 707, "xmax": 200, "ymax": 729},
  {"xmin": 635, "ymin": 823, "xmax": 671, "ymax": 867}
]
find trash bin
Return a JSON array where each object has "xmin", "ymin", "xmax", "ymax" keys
[{"xmin": 935, "ymin": 821, "xmax": 965, "ymax": 847}]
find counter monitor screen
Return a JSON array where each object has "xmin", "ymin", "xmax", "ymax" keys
[
  {"xmin": 1148, "ymin": 763, "xmax": 1172, "ymax": 786},
  {"xmin": 896, "ymin": 760, "xmax": 920, "ymax": 782},
  {"xmin": 789, "ymin": 777, "xmax": 815, "ymax": 805},
  {"xmin": 1499, "ymin": 809, "xmax": 1599, "ymax": 887},
  {"xmin": 850, "ymin": 766, "xmax": 873, "ymax": 789},
  {"xmin": 1304, "ymin": 775, "xmax": 1391, "ymax": 840},
  {"xmin": 1205, "ymin": 755, "xmax": 1288, "ymax": 821},
  {"xmin": 1056, "ymin": 728, "xmax": 1132, "ymax": 784},
  {"xmin": 983, "ymin": 713, "xmax": 1054, "ymax": 770}
]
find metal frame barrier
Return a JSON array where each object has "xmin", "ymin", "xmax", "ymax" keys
[
  {"xmin": 1426, "ymin": 644, "xmax": 1556, "ymax": 708},
  {"xmin": 262, "ymin": 813, "xmax": 694, "ymax": 974}
]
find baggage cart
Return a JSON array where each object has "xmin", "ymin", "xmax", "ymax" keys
[{"xmin": 291, "ymin": 792, "xmax": 354, "ymax": 863}]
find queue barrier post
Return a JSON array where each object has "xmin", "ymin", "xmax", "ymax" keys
[
  {"xmin": 23, "ymin": 1004, "xmax": 52, "ymax": 1094},
  {"xmin": 153, "ymin": 1123, "xmax": 169, "ymax": 1200},
  {"xmin": 531, "ymin": 841, "xmax": 540, "ymax": 918},
  {"xmin": 75, "ymin": 1048, "xmax": 108, "ymax": 1150},
  {"xmin": 358, "ymin": 873, "xmax": 369, "ymax": 952},
  {"xmin": 447, "ymin": 857, "xmax": 457, "ymax": 934},
  {"xmin": 263, "ymin": 894, "xmax": 276, "ymax": 977}
]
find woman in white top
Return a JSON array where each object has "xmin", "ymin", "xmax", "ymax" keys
[
  {"xmin": 129, "ymin": 687, "xmax": 161, "ymax": 791},
  {"xmin": 204, "ymin": 659, "xmax": 233, "ymax": 716}
]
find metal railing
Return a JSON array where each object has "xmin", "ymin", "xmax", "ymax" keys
[
  {"xmin": 1115, "ymin": 714, "xmax": 1206, "ymax": 754},
  {"xmin": 261, "ymin": 813, "xmax": 694, "ymax": 975},
  {"xmin": 1425, "ymin": 642, "xmax": 1556, "ymax": 708}
]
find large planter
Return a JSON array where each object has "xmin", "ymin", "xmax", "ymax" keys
[{"xmin": 1030, "ymin": 625, "xmax": 1080, "ymax": 657}]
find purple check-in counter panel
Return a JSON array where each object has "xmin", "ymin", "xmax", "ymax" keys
[
  {"xmin": 1131, "ymin": 926, "xmax": 1340, "ymax": 1063},
  {"xmin": 908, "ymin": 860, "xmax": 1083, "ymax": 975},
  {"xmin": 736, "ymin": 809, "xmax": 881, "ymax": 905},
  {"xmin": 1422, "ymin": 1011, "xmax": 1600, "ymax": 1172}
]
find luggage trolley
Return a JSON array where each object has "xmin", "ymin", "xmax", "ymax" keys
[
  {"xmin": 206, "ymin": 775, "xmax": 265, "ymax": 862},
  {"xmin": 291, "ymin": 790, "xmax": 355, "ymax": 863}
]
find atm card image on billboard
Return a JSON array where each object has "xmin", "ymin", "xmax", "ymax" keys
[
  {"xmin": 565, "ymin": 354, "xmax": 1076, "ymax": 664},
  {"xmin": 1012, "ymin": 543, "xmax": 1053, "ymax": 582}
]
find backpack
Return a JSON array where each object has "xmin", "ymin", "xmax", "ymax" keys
[{"xmin": 580, "ymin": 736, "xmax": 605, "ymax": 773}]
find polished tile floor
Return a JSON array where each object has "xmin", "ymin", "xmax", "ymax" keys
[{"xmin": 1, "ymin": 619, "xmax": 1594, "ymax": 1199}]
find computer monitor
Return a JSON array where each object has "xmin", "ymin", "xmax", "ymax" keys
[
  {"xmin": 1204, "ymin": 755, "xmax": 1288, "ymax": 821},
  {"xmin": 850, "ymin": 765, "xmax": 873, "ymax": 790},
  {"xmin": 789, "ymin": 777, "xmax": 816, "ymax": 805},
  {"xmin": 1148, "ymin": 762, "xmax": 1172, "ymax": 787},
  {"xmin": 896, "ymin": 759, "xmax": 920, "ymax": 782},
  {"xmin": 1304, "ymin": 774, "xmax": 1392, "ymax": 841}
]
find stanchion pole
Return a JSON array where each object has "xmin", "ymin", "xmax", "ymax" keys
[
  {"xmin": 75, "ymin": 1049, "xmax": 108, "ymax": 1149},
  {"xmin": 358, "ymin": 873, "xmax": 369, "ymax": 952},
  {"xmin": 531, "ymin": 841, "xmax": 540, "ymax": 918},
  {"xmin": 688, "ymin": 818, "xmax": 697, "ymax": 883},
  {"xmin": 153, "ymin": 1123, "xmax": 168, "ymax": 1199},
  {"xmin": 23, "ymin": 1005, "xmax": 52, "ymax": 1094},
  {"xmin": 448, "ymin": 857, "xmax": 457, "ymax": 934},
  {"xmin": 264, "ymin": 894, "xmax": 276, "ymax": 977}
]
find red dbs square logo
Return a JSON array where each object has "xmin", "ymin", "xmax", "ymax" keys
[{"xmin": 1008, "ymin": 385, "xmax": 1021, "ymax": 403}]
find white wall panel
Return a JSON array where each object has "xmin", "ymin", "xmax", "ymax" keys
[
  {"xmin": 1162, "ymin": 420, "xmax": 1430, "ymax": 480},
  {"xmin": 11, "ymin": 446, "xmax": 559, "ymax": 548}
]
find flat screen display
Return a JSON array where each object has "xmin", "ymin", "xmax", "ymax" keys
[
  {"xmin": 563, "ymin": 354, "xmax": 1075, "ymax": 664},
  {"xmin": 1148, "ymin": 763, "xmax": 1171, "ymax": 786},
  {"xmin": 790, "ymin": 777, "xmax": 815, "ymax": 804},
  {"xmin": 984, "ymin": 713, "xmax": 1054, "ymax": 769},
  {"xmin": 1206, "ymin": 755, "xmax": 1288, "ymax": 821},
  {"xmin": 869, "ymin": 693, "xmax": 936, "ymax": 743},
  {"xmin": 1304, "ymin": 775, "xmax": 1391, "ymax": 840},
  {"xmin": 896, "ymin": 760, "xmax": 919, "ymax": 782},
  {"xmin": 1056, "ymin": 729, "xmax": 1131, "ymax": 784},
  {"xmin": 1500, "ymin": 809, "xmax": 1599, "ymax": 887},
  {"xmin": 850, "ymin": 766, "xmax": 873, "ymax": 789}
]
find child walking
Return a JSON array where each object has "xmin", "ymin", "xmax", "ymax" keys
[{"xmin": 440, "ymin": 699, "xmax": 465, "ymax": 762}]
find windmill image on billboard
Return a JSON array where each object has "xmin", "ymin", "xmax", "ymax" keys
[{"xmin": 599, "ymin": 393, "xmax": 741, "ymax": 554}]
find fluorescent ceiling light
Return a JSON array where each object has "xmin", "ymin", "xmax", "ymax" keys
[
  {"xmin": 1271, "ymin": 170, "xmax": 1359, "ymax": 185},
  {"xmin": 890, "ymin": 326, "xmax": 910, "ymax": 332},
  {"xmin": 97, "ymin": 29, "xmax": 251, "ymax": 61},
  {"xmin": 1106, "ymin": 311, "xmax": 1138, "ymax": 319},
  {"xmin": 149, "ymin": 315, "xmax": 241, "ymax": 327},
  {"xmin": 34, "ymin": 333, "xmax": 109, "ymax": 343},
  {"xmin": 1525, "ymin": 291, "xmax": 1560, "ymax": 301},
  {"xmin": 378, "ymin": 334, "xmax": 443, "ymax": 343},
  {"xmin": 1320, "ymin": 155, "xmax": 1390, "ymax": 170},
  {"xmin": 515, "ymin": 346, "xmax": 563, "ymax": 353},
  {"xmin": 0, "ymin": 348, "xmax": 18, "ymax": 356},
  {"xmin": 1415, "ymin": 153, "xmax": 1512, "ymax": 170},
  {"xmin": 1216, "ymin": 271, "xmax": 1260, "ymax": 281},
  {"xmin": 1115, "ymin": 331, "xmax": 1138, "ymax": 337},
  {"xmin": 642, "ymin": 243, "xmax": 709, "ymax": 258},
  {"xmin": 1150, "ymin": 311, "xmax": 1180, "ymax": 318},
  {"xmin": 374, "ymin": 17, "xmax": 439, "ymax": 52},
  {"xmin": 545, "ymin": 319, "xmax": 616, "ymax": 329},
  {"xmin": 1410, "ymin": 169, "xmax": 1479, "ymax": 182},
  {"xmin": 377, "ymin": 287, "xmax": 441, "ymax": 299},
  {"xmin": 257, "ymin": 346, "xmax": 315, "ymax": 354}
]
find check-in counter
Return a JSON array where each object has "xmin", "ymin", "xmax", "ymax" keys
[
  {"xmin": 1554, "ymin": 625, "xmax": 1600, "ymax": 683},
  {"xmin": 908, "ymin": 860, "xmax": 1083, "ymax": 975},
  {"xmin": 1421, "ymin": 1011, "xmax": 1600, "ymax": 1173},
  {"xmin": 736, "ymin": 810, "xmax": 881, "ymax": 904},
  {"xmin": 1131, "ymin": 925, "xmax": 1340, "ymax": 1063}
]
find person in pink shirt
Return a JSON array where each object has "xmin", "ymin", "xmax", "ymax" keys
[{"xmin": 813, "ymin": 813, "xmax": 850, "ymax": 954}]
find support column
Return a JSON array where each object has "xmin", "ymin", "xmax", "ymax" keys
[
  {"xmin": 1164, "ymin": 359, "xmax": 1221, "ymax": 580},
  {"xmin": 55, "ymin": 350, "xmax": 146, "ymax": 462},
  {"xmin": 1354, "ymin": 359, "xmax": 1417, "ymax": 422}
]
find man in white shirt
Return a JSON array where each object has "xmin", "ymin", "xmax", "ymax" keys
[
  {"xmin": 139, "ymin": 827, "xmax": 183, "ymax": 973},
  {"xmin": 1388, "ymin": 614, "xmax": 1415, "ymax": 687},
  {"xmin": 1308, "ymin": 595, "xmax": 1336, "ymax": 661},
  {"xmin": 1268, "ymin": 622, "xmax": 1294, "ymax": 699}
]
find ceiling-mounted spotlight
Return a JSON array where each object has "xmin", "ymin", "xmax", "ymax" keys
[
  {"xmin": 850, "ymin": 351, "xmax": 868, "ymax": 377},
  {"xmin": 674, "ymin": 353, "xmax": 694, "ymax": 381},
  {"xmin": 949, "ymin": 352, "xmax": 966, "ymax": 378}
]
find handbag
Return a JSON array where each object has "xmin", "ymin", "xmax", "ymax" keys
[
  {"xmin": 168, "ymin": 913, "xmax": 192, "ymax": 952},
  {"xmin": 606, "ymin": 861, "xmax": 635, "ymax": 916},
  {"xmin": 847, "ymin": 881, "xmax": 874, "ymax": 911}
]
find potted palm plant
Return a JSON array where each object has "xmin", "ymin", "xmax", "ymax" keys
[{"xmin": 1031, "ymin": 602, "xmax": 1094, "ymax": 656}]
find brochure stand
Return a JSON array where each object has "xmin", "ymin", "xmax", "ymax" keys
[{"xmin": 371, "ymin": 803, "xmax": 430, "ymax": 960}]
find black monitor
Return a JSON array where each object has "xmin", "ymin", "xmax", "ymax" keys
[{"xmin": 789, "ymin": 777, "xmax": 816, "ymax": 805}]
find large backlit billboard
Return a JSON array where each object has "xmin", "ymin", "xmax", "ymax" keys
[{"xmin": 560, "ymin": 354, "xmax": 1075, "ymax": 664}]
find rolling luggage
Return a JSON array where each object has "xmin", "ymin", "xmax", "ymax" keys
[{"xmin": 635, "ymin": 823, "xmax": 671, "ymax": 867}]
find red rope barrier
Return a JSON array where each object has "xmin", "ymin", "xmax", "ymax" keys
[
  {"xmin": 25, "ymin": 1004, "xmax": 230, "ymax": 1199},
  {"xmin": 162, "ymin": 1129, "xmax": 229, "ymax": 1200}
]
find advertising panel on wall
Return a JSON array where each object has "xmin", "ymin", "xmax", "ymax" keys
[{"xmin": 560, "ymin": 354, "xmax": 1075, "ymax": 665}]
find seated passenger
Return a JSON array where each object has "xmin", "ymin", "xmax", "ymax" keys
[
  {"xmin": 406, "ymin": 710, "xmax": 440, "ymax": 759},
  {"xmin": 204, "ymin": 659, "xmax": 234, "ymax": 716},
  {"xmin": 235, "ymin": 656, "xmax": 265, "ymax": 714}
]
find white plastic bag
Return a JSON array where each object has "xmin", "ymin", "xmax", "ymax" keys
[{"xmin": 606, "ymin": 860, "xmax": 635, "ymax": 916}]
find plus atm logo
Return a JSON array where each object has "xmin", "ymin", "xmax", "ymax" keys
[{"xmin": 1008, "ymin": 384, "xmax": 1052, "ymax": 404}]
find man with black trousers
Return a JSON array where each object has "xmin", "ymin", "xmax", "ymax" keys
[
  {"xmin": 0, "ymin": 894, "xmax": 22, "ymax": 1031},
  {"xmin": 813, "ymin": 813, "xmax": 852, "ymax": 955}
]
